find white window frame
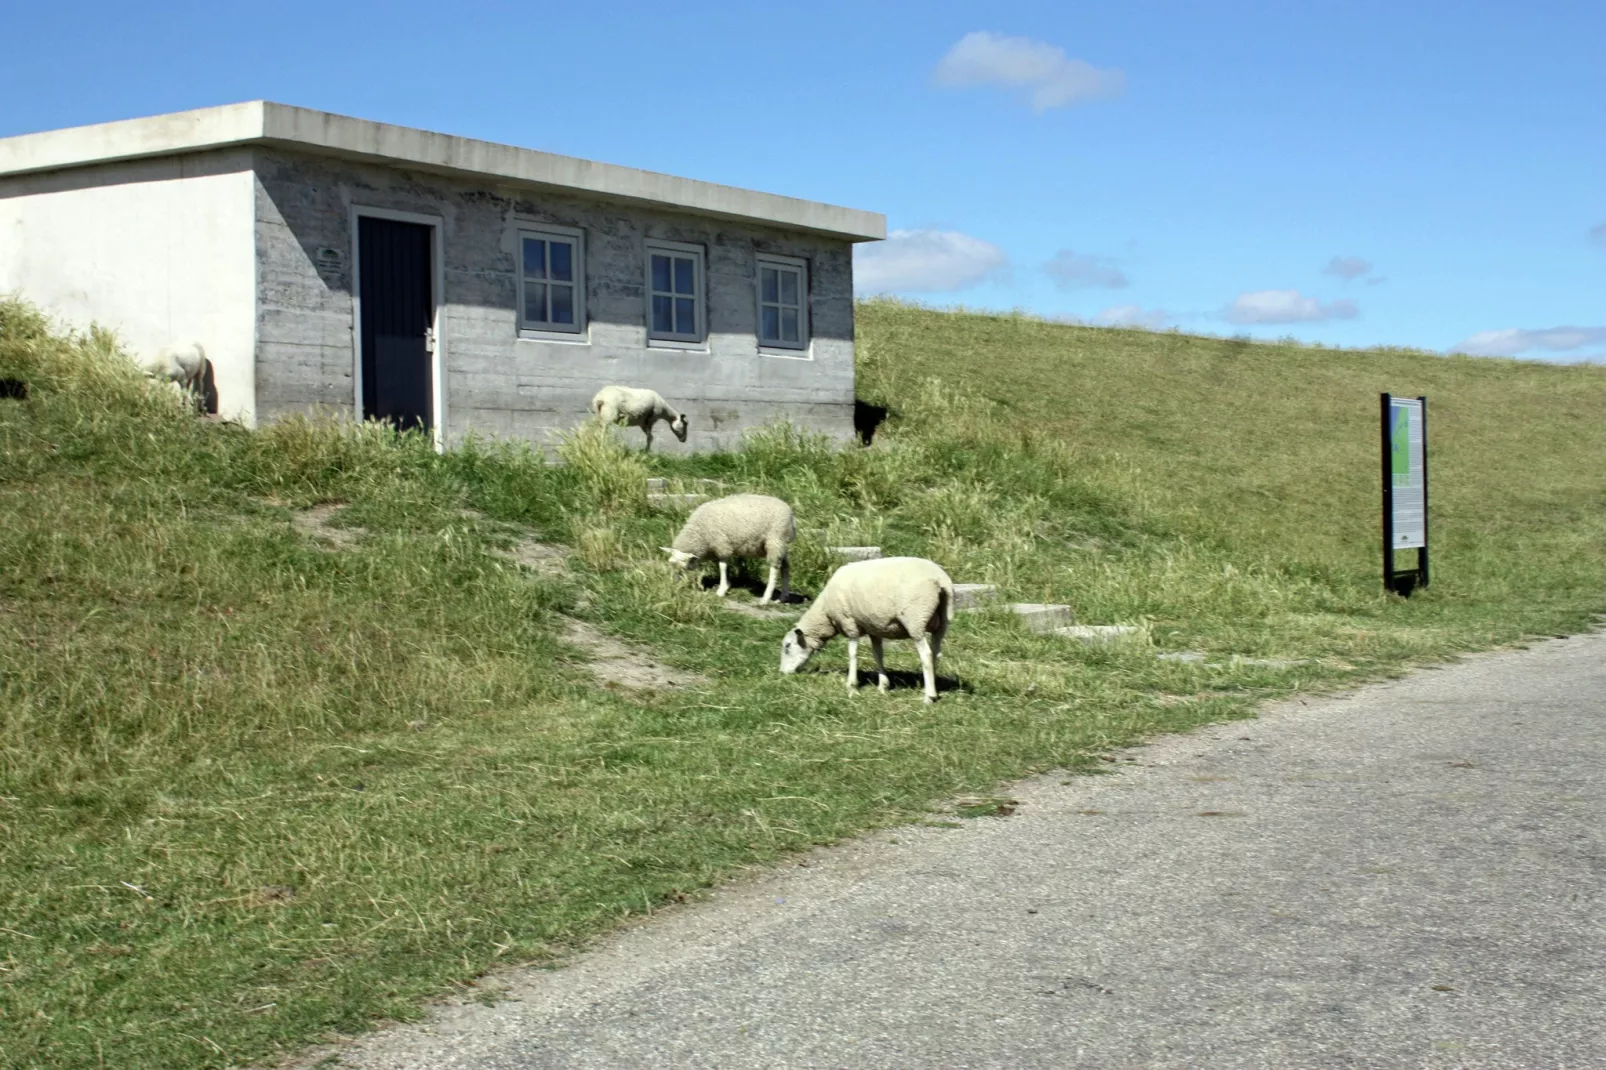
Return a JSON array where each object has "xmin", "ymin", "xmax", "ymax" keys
[
  {"xmin": 755, "ymin": 253, "xmax": 810, "ymax": 354},
  {"xmin": 517, "ymin": 224, "xmax": 586, "ymax": 338},
  {"xmin": 645, "ymin": 239, "xmax": 706, "ymax": 347}
]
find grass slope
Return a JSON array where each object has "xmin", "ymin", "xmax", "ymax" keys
[{"xmin": 2, "ymin": 297, "xmax": 1604, "ymax": 1069}]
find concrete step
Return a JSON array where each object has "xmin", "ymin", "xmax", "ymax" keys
[
  {"xmin": 1007, "ymin": 603, "xmax": 1075, "ymax": 633},
  {"xmin": 952, "ymin": 583, "xmax": 1000, "ymax": 610},
  {"xmin": 1055, "ymin": 624, "xmax": 1140, "ymax": 644},
  {"xmin": 827, "ymin": 546, "xmax": 883, "ymax": 562},
  {"xmin": 646, "ymin": 477, "xmax": 724, "ymax": 494},
  {"xmin": 647, "ymin": 493, "xmax": 710, "ymax": 510}
]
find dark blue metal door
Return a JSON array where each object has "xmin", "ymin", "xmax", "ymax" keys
[{"xmin": 358, "ymin": 217, "xmax": 433, "ymax": 431}]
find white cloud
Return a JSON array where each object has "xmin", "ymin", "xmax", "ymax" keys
[
  {"xmin": 1223, "ymin": 289, "xmax": 1359, "ymax": 325},
  {"xmin": 853, "ymin": 229, "xmax": 1009, "ymax": 294},
  {"xmin": 1044, "ymin": 249, "xmax": 1128, "ymax": 290},
  {"xmin": 934, "ymin": 31, "xmax": 1125, "ymax": 112},
  {"xmin": 1590, "ymin": 222, "xmax": 1606, "ymax": 248},
  {"xmin": 1323, "ymin": 256, "xmax": 1371, "ymax": 281},
  {"xmin": 1451, "ymin": 326, "xmax": 1606, "ymax": 358},
  {"xmin": 1095, "ymin": 305, "xmax": 1170, "ymax": 330}
]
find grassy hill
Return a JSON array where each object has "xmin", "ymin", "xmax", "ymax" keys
[{"xmin": 3, "ymin": 296, "xmax": 1604, "ymax": 1069}]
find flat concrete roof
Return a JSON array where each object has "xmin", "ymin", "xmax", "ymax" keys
[{"xmin": 0, "ymin": 102, "xmax": 886, "ymax": 242}]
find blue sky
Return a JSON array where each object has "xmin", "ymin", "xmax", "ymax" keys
[{"xmin": 4, "ymin": 0, "xmax": 1601, "ymax": 359}]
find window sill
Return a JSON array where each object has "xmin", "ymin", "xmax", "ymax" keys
[
  {"xmin": 759, "ymin": 343, "xmax": 812, "ymax": 360},
  {"xmin": 518, "ymin": 327, "xmax": 590, "ymax": 345},
  {"xmin": 646, "ymin": 337, "xmax": 709, "ymax": 353}
]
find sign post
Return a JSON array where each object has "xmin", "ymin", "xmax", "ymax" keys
[{"xmin": 1381, "ymin": 393, "xmax": 1429, "ymax": 595}]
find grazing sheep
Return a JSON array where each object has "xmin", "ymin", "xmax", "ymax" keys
[
  {"xmin": 591, "ymin": 385, "xmax": 688, "ymax": 452},
  {"xmin": 141, "ymin": 343, "xmax": 212, "ymax": 413},
  {"xmin": 662, "ymin": 493, "xmax": 795, "ymax": 603},
  {"xmin": 779, "ymin": 556, "xmax": 955, "ymax": 703}
]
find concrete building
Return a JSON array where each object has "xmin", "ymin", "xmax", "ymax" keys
[{"xmin": 0, "ymin": 102, "xmax": 884, "ymax": 450}]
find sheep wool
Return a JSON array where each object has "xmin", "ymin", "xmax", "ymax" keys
[
  {"xmin": 140, "ymin": 343, "xmax": 211, "ymax": 413},
  {"xmin": 780, "ymin": 556, "xmax": 955, "ymax": 703},
  {"xmin": 591, "ymin": 385, "xmax": 688, "ymax": 451},
  {"xmin": 141, "ymin": 342, "xmax": 207, "ymax": 390},
  {"xmin": 664, "ymin": 493, "xmax": 795, "ymax": 603}
]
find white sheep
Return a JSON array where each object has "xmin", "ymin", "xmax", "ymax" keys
[
  {"xmin": 591, "ymin": 385, "xmax": 688, "ymax": 452},
  {"xmin": 663, "ymin": 493, "xmax": 795, "ymax": 603},
  {"xmin": 140, "ymin": 343, "xmax": 211, "ymax": 413},
  {"xmin": 779, "ymin": 556, "xmax": 955, "ymax": 703}
]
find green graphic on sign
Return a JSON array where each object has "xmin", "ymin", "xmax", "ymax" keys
[{"xmin": 1391, "ymin": 409, "xmax": 1409, "ymax": 480}]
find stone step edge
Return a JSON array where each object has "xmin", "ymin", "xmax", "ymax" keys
[
  {"xmin": 647, "ymin": 493, "xmax": 710, "ymax": 510},
  {"xmin": 645, "ymin": 477, "xmax": 725, "ymax": 493}
]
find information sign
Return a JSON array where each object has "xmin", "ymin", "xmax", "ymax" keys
[{"xmin": 1381, "ymin": 394, "xmax": 1429, "ymax": 595}]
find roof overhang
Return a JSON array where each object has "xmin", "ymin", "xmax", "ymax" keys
[{"xmin": 0, "ymin": 101, "xmax": 886, "ymax": 243}]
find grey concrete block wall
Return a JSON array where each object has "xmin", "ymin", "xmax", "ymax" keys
[{"xmin": 252, "ymin": 149, "xmax": 857, "ymax": 451}]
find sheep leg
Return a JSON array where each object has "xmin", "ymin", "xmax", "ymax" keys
[
  {"xmin": 871, "ymin": 637, "xmax": 889, "ymax": 692},
  {"xmin": 643, "ymin": 423, "xmax": 653, "ymax": 453},
  {"xmin": 846, "ymin": 638, "xmax": 859, "ymax": 693},
  {"xmin": 780, "ymin": 557, "xmax": 791, "ymax": 603},
  {"xmin": 915, "ymin": 637, "xmax": 938, "ymax": 704},
  {"xmin": 931, "ymin": 624, "xmax": 945, "ymax": 664},
  {"xmin": 760, "ymin": 563, "xmax": 778, "ymax": 604},
  {"xmin": 715, "ymin": 560, "xmax": 731, "ymax": 597}
]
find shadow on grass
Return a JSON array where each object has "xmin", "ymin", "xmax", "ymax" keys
[
  {"xmin": 696, "ymin": 572, "xmax": 813, "ymax": 605},
  {"xmin": 809, "ymin": 666, "xmax": 971, "ymax": 696}
]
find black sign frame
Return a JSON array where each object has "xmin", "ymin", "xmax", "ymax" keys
[{"xmin": 1381, "ymin": 393, "xmax": 1430, "ymax": 596}]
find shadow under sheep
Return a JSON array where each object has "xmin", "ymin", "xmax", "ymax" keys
[{"xmin": 696, "ymin": 572, "xmax": 810, "ymax": 605}]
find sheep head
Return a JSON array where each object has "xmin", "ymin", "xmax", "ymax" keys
[
  {"xmin": 779, "ymin": 626, "xmax": 821, "ymax": 674},
  {"xmin": 661, "ymin": 547, "xmax": 698, "ymax": 570},
  {"xmin": 670, "ymin": 414, "xmax": 689, "ymax": 442}
]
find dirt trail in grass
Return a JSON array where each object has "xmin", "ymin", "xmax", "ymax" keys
[
  {"xmin": 310, "ymin": 633, "xmax": 1606, "ymax": 1070},
  {"xmin": 560, "ymin": 618, "xmax": 708, "ymax": 691},
  {"xmin": 290, "ymin": 501, "xmax": 364, "ymax": 551}
]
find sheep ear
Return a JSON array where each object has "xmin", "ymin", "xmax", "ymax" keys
[{"xmin": 660, "ymin": 546, "xmax": 676, "ymax": 556}]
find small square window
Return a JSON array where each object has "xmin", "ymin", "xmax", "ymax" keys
[
  {"xmin": 519, "ymin": 227, "xmax": 584, "ymax": 334},
  {"xmin": 646, "ymin": 241, "xmax": 705, "ymax": 344},
  {"xmin": 756, "ymin": 255, "xmax": 808, "ymax": 350}
]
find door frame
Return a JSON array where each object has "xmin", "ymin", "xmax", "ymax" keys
[{"xmin": 349, "ymin": 206, "xmax": 446, "ymax": 449}]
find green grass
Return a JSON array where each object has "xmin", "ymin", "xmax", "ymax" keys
[{"xmin": 3, "ymin": 296, "xmax": 1605, "ymax": 1069}]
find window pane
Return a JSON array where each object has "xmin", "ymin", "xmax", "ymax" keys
[
  {"xmin": 780, "ymin": 269, "xmax": 799, "ymax": 306},
  {"xmin": 781, "ymin": 308, "xmax": 799, "ymax": 342},
  {"xmin": 761, "ymin": 268, "xmax": 778, "ymax": 303},
  {"xmin": 651, "ymin": 254, "xmax": 672, "ymax": 294},
  {"xmin": 549, "ymin": 241, "xmax": 573, "ymax": 282},
  {"xmin": 652, "ymin": 294, "xmax": 674, "ymax": 333},
  {"xmin": 675, "ymin": 297, "xmax": 696, "ymax": 334},
  {"xmin": 673, "ymin": 257, "xmax": 695, "ymax": 295},
  {"xmin": 524, "ymin": 283, "xmax": 548, "ymax": 324},
  {"xmin": 550, "ymin": 284, "xmax": 575, "ymax": 325},
  {"xmin": 523, "ymin": 239, "xmax": 546, "ymax": 279},
  {"xmin": 761, "ymin": 306, "xmax": 780, "ymax": 341}
]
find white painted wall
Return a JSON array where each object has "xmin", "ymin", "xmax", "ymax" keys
[{"xmin": 0, "ymin": 149, "xmax": 258, "ymax": 424}]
